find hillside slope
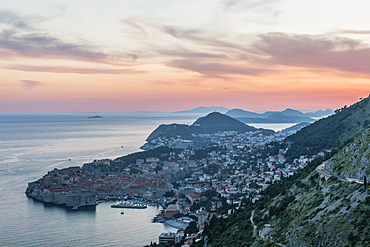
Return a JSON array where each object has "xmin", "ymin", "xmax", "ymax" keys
[
  {"xmin": 285, "ymin": 97, "xmax": 370, "ymax": 158},
  {"xmin": 146, "ymin": 112, "xmax": 258, "ymax": 142},
  {"xmin": 255, "ymin": 128, "xmax": 370, "ymax": 246},
  {"xmin": 204, "ymin": 130, "xmax": 370, "ymax": 247},
  {"xmin": 192, "ymin": 112, "xmax": 256, "ymax": 133}
]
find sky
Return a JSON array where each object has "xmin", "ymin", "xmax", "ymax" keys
[{"xmin": 1, "ymin": 0, "xmax": 370, "ymax": 112}]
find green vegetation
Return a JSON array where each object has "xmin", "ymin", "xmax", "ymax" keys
[
  {"xmin": 285, "ymin": 97, "xmax": 370, "ymax": 159},
  {"xmin": 192, "ymin": 112, "xmax": 256, "ymax": 133},
  {"xmin": 163, "ymin": 190, "xmax": 175, "ymax": 197},
  {"xmin": 146, "ymin": 112, "xmax": 269, "ymax": 142},
  {"xmin": 200, "ymin": 97, "xmax": 370, "ymax": 246},
  {"xmin": 185, "ymin": 221, "xmax": 199, "ymax": 235},
  {"xmin": 202, "ymin": 145, "xmax": 370, "ymax": 246},
  {"xmin": 146, "ymin": 123, "xmax": 193, "ymax": 140},
  {"xmin": 327, "ymin": 128, "xmax": 370, "ymax": 178},
  {"xmin": 200, "ymin": 153, "xmax": 332, "ymax": 246},
  {"xmin": 116, "ymin": 146, "xmax": 182, "ymax": 165}
]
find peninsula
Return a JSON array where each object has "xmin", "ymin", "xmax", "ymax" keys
[
  {"xmin": 141, "ymin": 112, "xmax": 274, "ymax": 150},
  {"xmin": 27, "ymin": 101, "xmax": 369, "ymax": 246},
  {"xmin": 25, "ymin": 112, "xmax": 296, "ymax": 210}
]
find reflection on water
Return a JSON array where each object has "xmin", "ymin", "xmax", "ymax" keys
[
  {"xmin": 0, "ymin": 112, "xmax": 295, "ymax": 246},
  {"xmin": 0, "ymin": 113, "xmax": 184, "ymax": 247},
  {"xmin": 248, "ymin": 123, "xmax": 297, "ymax": 132}
]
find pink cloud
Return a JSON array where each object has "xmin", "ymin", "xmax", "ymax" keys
[
  {"xmin": 167, "ymin": 59, "xmax": 269, "ymax": 77},
  {"xmin": 254, "ymin": 32, "xmax": 370, "ymax": 76},
  {"xmin": 20, "ymin": 80, "xmax": 42, "ymax": 89},
  {"xmin": 9, "ymin": 65, "xmax": 145, "ymax": 75}
]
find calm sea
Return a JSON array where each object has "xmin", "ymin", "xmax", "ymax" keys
[
  {"xmin": 0, "ymin": 112, "xmax": 294, "ymax": 247},
  {"xmin": 0, "ymin": 112, "xmax": 200, "ymax": 247}
]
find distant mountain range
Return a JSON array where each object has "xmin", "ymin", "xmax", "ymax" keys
[
  {"xmin": 174, "ymin": 106, "xmax": 229, "ymax": 114},
  {"xmin": 174, "ymin": 106, "xmax": 333, "ymax": 123},
  {"xmin": 226, "ymin": 108, "xmax": 333, "ymax": 123}
]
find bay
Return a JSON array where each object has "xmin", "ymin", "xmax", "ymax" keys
[
  {"xmin": 0, "ymin": 112, "xmax": 198, "ymax": 247},
  {"xmin": 248, "ymin": 123, "xmax": 297, "ymax": 132},
  {"xmin": 0, "ymin": 112, "xmax": 294, "ymax": 246}
]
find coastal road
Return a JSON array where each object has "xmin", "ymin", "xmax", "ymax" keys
[
  {"xmin": 316, "ymin": 163, "xmax": 365, "ymax": 184},
  {"xmin": 250, "ymin": 210, "xmax": 258, "ymax": 236}
]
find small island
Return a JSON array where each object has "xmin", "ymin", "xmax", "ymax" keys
[
  {"xmin": 25, "ymin": 111, "xmax": 316, "ymax": 245},
  {"xmin": 87, "ymin": 115, "xmax": 102, "ymax": 118},
  {"xmin": 25, "ymin": 112, "xmax": 309, "ymax": 211}
]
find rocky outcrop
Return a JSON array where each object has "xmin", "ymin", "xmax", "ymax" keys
[{"xmin": 325, "ymin": 128, "xmax": 370, "ymax": 181}]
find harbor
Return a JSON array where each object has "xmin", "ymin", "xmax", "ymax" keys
[{"xmin": 111, "ymin": 201, "xmax": 148, "ymax": 209}]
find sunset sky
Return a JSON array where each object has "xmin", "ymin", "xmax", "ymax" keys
[{"xmin": 1, "ymin": 0, "xmax": 370, "ymax": 112}]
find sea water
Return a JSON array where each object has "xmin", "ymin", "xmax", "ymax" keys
[
  {"xmin": 0, "ymin": 112, "xmax": 295, "ymax": 247},
  {"xmin": 0, "ymin": 112, "xmax": 199, "ymax": 247}
]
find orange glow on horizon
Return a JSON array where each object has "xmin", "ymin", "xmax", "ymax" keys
[{"xmin": 1, "ymin": 1, "xmax": 370, "ymax": 112}]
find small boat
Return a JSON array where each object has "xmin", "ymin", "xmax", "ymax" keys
[
  {"xmin": 111, "ymin": 201, "xmax": 147, "ymax": 209},
  {"xmin": 121, "ymin": 211, "xmax": 125, "ymax": 214}
]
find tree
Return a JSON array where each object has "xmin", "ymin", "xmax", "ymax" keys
[
  {"xmin": 154, "ymin": 165, "xmax": 162, "ymax": 173},
  {"xmin": 186, "ymin": 221, "xmax": 199, "ymax": 235},
  {"xmin": 163, "ymin": 190, "xmax": 175, "ymax": 198},
  {"xmin": 172, "ymin": 182, "xmax": 181, "ymax": 189},
  {"xmin": 364, "ymin": 176, "xmax": 367, "ymax": 191}
]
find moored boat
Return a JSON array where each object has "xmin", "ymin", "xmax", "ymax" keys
[{"xmin": 111, "ymin": 201, "xmax": 147, "ymax": 209}]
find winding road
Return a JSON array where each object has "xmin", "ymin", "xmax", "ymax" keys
[{"xmin": 316, "ymin": 163, "xmax": 365, "ymax": 184}]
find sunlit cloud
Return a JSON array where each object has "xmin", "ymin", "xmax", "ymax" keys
[
  {"xmin": 157, "ymin": 48, "xmax": 228, "ymax": 59},
  {"xmin": 254, "ymin": 32, "xmax": 370, "ymax": 76},
  {"xmin": 337, "ymin": 29, "xmax": 370, "ymax": 35},
  {"xmin": 167, "ymin": 59, "xmax": 269, "ymax": 77},
  {"xmin": 161, "ymin": 25, "xmax": 245, "ymax": 51},
  {"xmin": 0, "ymin": 10, "xmax": 138, "ymax": 65},
  {"xmin": 0, "ymin": 9, "xmax": 43, "ymax": 30},
  {"xmin": 20, "ymin": 79, "xmax": 42, "ymax": 89},
  {"xmin": 152, "ymin": 80, "xmax": 175, "ymax": 86},
  {"xmin": 0, "ymin": 30, "xmax": 107, "ymax": 60},
  {"xmin": 222, "ymin": 0, "xmax": 279, "ymax": 10},
  {"xmin": 9, "ymin": 65, "xmax": 145, "ymax": 74},
  {"xmin": 2, "ymin": 1, "xmax": 370, "ymax": 112}
]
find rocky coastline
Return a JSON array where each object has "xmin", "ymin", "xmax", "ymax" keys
[{"xmin": 26, "ymin": 181, "xmax": 97, "ymax": 209}]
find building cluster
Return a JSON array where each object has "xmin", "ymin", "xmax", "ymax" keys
[
  {"xmin": 148, "ymin": 130, "xmax": 313, "ymax": 245},
  {"xmin": 143, "ymin": 136, "xmax": 194, "ymax": 150},
  {"xmin": 26, "ymin": 127, "xmax": 315, "ymax": 245},
  {"xmin": 143, "ymin": 128, "xmax": 296, "ymax": 151}
]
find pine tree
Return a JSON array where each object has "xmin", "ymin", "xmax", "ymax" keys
[{"xmin": 364, "ymin": 176, "xmax": 367, "ymax": 191}]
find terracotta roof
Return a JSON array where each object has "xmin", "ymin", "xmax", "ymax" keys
[{"xmin": 188, "ymin": 193, "xmax": 200, "ymax": 198}]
